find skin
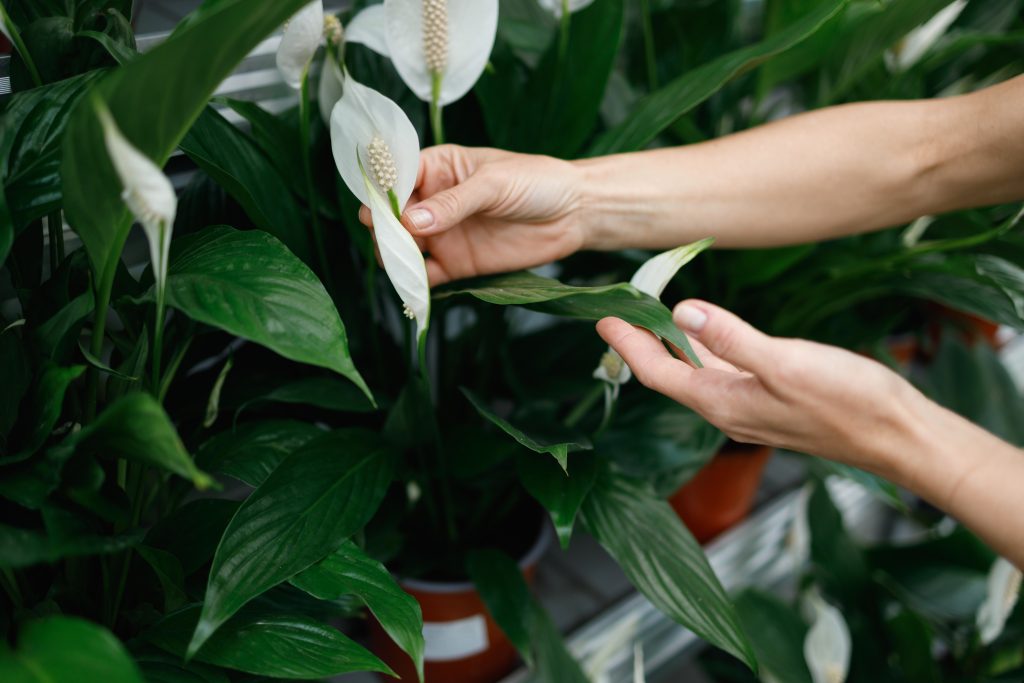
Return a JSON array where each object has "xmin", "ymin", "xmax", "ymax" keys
[{"xmin": 359, "ymin": 74, "xmax": 1024, "ymax": 567}]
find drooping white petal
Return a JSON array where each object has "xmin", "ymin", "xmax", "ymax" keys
[
  {"xmin": 346, "ymin": 3, "xmax": 390, "ymax": 57},
  {"xmin": 318, "ymin": 53, "xmax": 345, "ymax": 125},
  {"xmin": 276, "ymin": 1, "xmax": 324, "ymax": 89},
  {"xmin": 97, "ymin": 104, "xmax": 176, "ymax": 297},
  {"xmin": 330, "ymin": 74, "xmax": 421, "ymax": 208},
  {"xmin": 383, "ymin": 0, "xmax": 498, "ymax": 106},
  {"xmin": 803, "ymin": 591, "xmax": 851, "ymax": 683},
  {"xmin": 886, "ymin": 0, "xmax": 967, "ymax": 72},
  {"xmin": 976, "ymin": 557, "xmax": 1022, "ymax": 645},
  {"xmin": 537, "ymin": 0, "xmax": 596, "ymax": 18},
  {"xmin": 630, "ymin": 238, "xmax": 713, "ymax": 298},
  {"xmin": 364, "ymin": 177, "xmax": 431, "ymax": 341}
]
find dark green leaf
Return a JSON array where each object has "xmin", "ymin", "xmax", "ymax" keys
[
  {"xmin": 235, "ymin": 377, "xmax": 377, "ymax": 419},
  {"xmin": 148, "ymin": 605, "xmax": 391, "ymax": 679},
  {"xmin": 439, "ymin": 270, "xmax": 703, "ymax": 366},
  {"xmin": 885, "ymin": 609, "xmax": 940, "ymax": 683},
  {"xmin": 462, "ymin": 388, "xmax": 590, "ymax": 472},
  {"xmin": 196, "ymin": 420, "xmax": 324, "ymax": 487},
  {"xmin": 581, "ymin": 470, "xmax": 756, "ymax": 670},
  {"xmin": 517, "ymin": 452, "xmax": 598, "ymax": 549},
  {"xmin": 34, "ymin": 290, "xmax": 94, "ymax": 359},
  {"xmin": 219, "ymin": 97, "xmax": 305, "ymax": 198},
  {"xmin": 146, "ymin": 499, "xmax": 240, "ymax": 576},
  {"xmin": 78, "ymin": 340, "xmax": 138, "ymax": 381},
  {"xmin": 189, "ymin": 429, "xmax": 396, "ymax": 656},
  {"xmin": 161, "ymin": 227, "xmax": 371, "ymax": 402},
  {"xmin": 7, "ymin": 363, "xmax": 85, "ymax": 462},
  {"xmin": 292, "ymin": 541, "xmax": 425, "ymax": 682},
  {"xmin": 0, "ymin": 616, "xmax": 145, "ymax": 683},
  {"xmin": 589, "ymin": 0, "xmax": 849, "ymax": 154},
  {"xmin": 733, "ymin": 590, "xmax": 812, "ymax": 683},
  {"xmin": 0, "ymin": 327, "xmax": 30, "ymax": 436},
  {"xmin": 138, "ymin": 545, "xmax": 189, "ymax": 612},
  {"xmin": 807, "ymin": 479, "xmax": 868, "ymax": 601},
  {"xmin": 809, "ymin": 458, "xmax": 906, "ymax": 512},
  {"xmin": 0, "ymin": 520, "xmax": 140, "ymax": 569}
]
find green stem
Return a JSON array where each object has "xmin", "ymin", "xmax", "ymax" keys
[
  {"xmin": 564, "ymin": 382, "xmax": 604, "ymax": 428},
  {"xmin": 429, "ymin": 71, "xmax": 445, "ymax": 145},
  {"xmin": 85, "ymin": 254, "xmax": 120, "ymax": 421},
  {"xmin": 47, "ymin": 212, "xmax": 61, "ymax": 274},
  {"xmin": 558, "ymin": 0, "xmax": 572, "ymax": 65},
  {"xmin": 639, "ymin": 0, "xmax": 658, "ymax": 91},
  {"xmin": 151, "ymin": 289, "xmax": 166, "ymax": 397},
  {"xmin": 300, "ymin": 71, "xmax": 334, "ymax": 291},
  {"xmin": 1, "ymin": 5, "xmax": 43, "ymax": 87}
]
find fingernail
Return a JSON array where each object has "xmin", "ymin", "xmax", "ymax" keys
[
  {"xmin": 405, "ymin": 208, "xmax": 435, "ymax": 231},
  {"xmin": 674, "ymin": 304, "xmax": 707, "ymax": 332}
]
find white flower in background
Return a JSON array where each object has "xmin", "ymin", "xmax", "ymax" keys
[
  {"xmin": 784, "ymin": 483, "xmax": 813, "ymax": 569},
  {"xmin": 633, "ymin": 642, "xmax": 646, "ymax": 683},
  {"xmin": 319, "ymin": 52, "xmax": 346, "ymax": 124},
  {"xmin": 330, "ymin": 76, "xmax": 430, "ymax": 342},
  {"xmin": 277, "ymin": 1, "xmax": 325, "ymax": 88},
  {"xmin": 976, "ymin": 557, "xmax": 1022, "ymax": 645},
  {"xmin": 803, "ymin": 590, "xmax": 851, "ymax": 683},
  {"xmin": 593, "ymin": 238, "xmax": 714, "ymax": 387},
  {"xmin": 346, "ymin": 0, "xmax": 499, "ymax": 107},
  {"xmin": 97, "ymin": 102, "xmax": 176, "ymax": 303},
  {"xmin": 537, "ymin": 0, "xmax": 595, "ymax": 19},
  {"xmin": 585, "ymin": 615, "xmax": 639, "ymax": 683},
  {"xmin": 885, "ymin": 0, "xmax": 968, "ymax": 73}
]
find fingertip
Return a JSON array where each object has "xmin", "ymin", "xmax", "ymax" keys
[
  {"xmin": 401, "ymin": 206, "xmax": 438, "ymax": 235},
  {"xmin": 672, "ymin": 300, "xmax": 709, "ymax": 333},
  {"xmin": 595, "ymin": 317, "xmax": 629, "ymax": 342},
  {"xmin": 358, "ymin": 205, "xmax": 372, "ymax": 227}
]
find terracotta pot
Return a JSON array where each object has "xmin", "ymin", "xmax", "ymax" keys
[
  {"xmin": 927, "ymin": 305, "xmax": 1004, "ymax": 352},
  {"xmin": 668, "ymin": 444, "xmax": 773, "ymax": 543},
  {"xmin": 369, "ymin": 525, "xmax": 552, "ymax": 683}
]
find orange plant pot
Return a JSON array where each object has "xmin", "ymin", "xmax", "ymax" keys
[
  {"xmin": 668, "ymin": 444, "xmax": 773, "ymax": 544},
  {"xmin": 369, "ymin": 526, "xmax": 551, "ymax": 683},
  {"xmin": 927, "ymin": 305, "xmax": 1004, "ymax": 352}
]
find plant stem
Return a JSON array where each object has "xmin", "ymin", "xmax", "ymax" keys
[
  {"xmin": 1, "ymin": 5, "xmax": 43, "ymax": 87},
  {"xmin": 429, "ymin": 71, "xmax": 445, "ymax": 145},
  {"xmin": 558, "ymin": 0, "xmax": 572, "ymax": 65},
  {"xmin": 300, "ymin": 71, "xmax": 334, "ymax": 290},
  {"xmin": 565, "ymin": 382, "xmax": 605, "ymax": 428},
  {"xmin": 639, "ymin": 0, "xmax": 658, "ymax": 91},
  {"xmin": 46, "ymin": 211, "xmax": 64, "ymax": 273},
  {"xmin": 85, "ymin": 260, "xmax": 118, "ymax": 421},
  {"xmin": 151, "ymin": 290, "xmax": 166, "ymax": 397}
]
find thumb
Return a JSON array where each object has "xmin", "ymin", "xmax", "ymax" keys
[
  {"xmin": 672, "ymin": 300, "xmax": 775, "ymax": 372},
  {"xmin": 401, "ymin": 173, "xmax": 496, "ymax": 236}
]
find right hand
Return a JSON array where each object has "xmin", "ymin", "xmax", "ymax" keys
[{"xmin": 358, "ymin": 145, "xmax": 586, "ymax": 285}]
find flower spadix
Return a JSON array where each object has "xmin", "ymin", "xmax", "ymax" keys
[
  {"xmin": 346, "ymin": 0, "xmax": 498, "ymax": 107},
  {"xmin": 803, "ymin": 590, "xmax": 851, "ymax": 683},
  {"xmin": 593, "ymin": 238, "xmax": 714, "ymax": 387},
  {"xmin": 976, "ymin": 556, "xmax": 1022, "ymax": 645},
  {"xmin": 886, "ymin": 0, "xmax": 967, "ymax": 73},
  {"xmin": 330, "ymin": 75, "xmax": 430, "ymax": 342},
  {"xmin": 97, "ymin": 102, "xmax": 176, "ymax": 303},
  {"xmin": 537, "ymin": 0, "xmax": 595, "ymax": 18}
]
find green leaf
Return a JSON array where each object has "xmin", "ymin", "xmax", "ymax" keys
[
  {"xmin": 196, "ymin": 420, "xmax": 324, "ymax": 487},
  {"xmin": 35, "ymin": 290, "xmax": 94, "ymax": 359},
  {"xmin": 806, "ymin": 479, "xmax": 868, "ymax": 601},
  {"xmin": 235, "ymin": 377, "xmax": 377, "ymax": 419},
  {"xmin": 517, "ymin": 452, "xmax": 598, "ymax": 549},
  {"xmin": 0, "ymin": 327, "xmax": 30, "ymax": 437},
  {"xmin": 467, "ymin": 549, "xmax": 589, "ymax": 682},
  {"xmin": 7, "ymin": 363, "xmax": 85, "ymax": 462},
  {"xmin": 161, "ymin": 226, "xmax": 371, "ymax": 402},
  {"xmin": 885, "ymin": 609, "xmax": 940, "ymax": 683},
  {"xmin": 189, "ymin": 429, "xmax": 396, "ymax": 656},
  {"xmin": 588, "ymin": 0, "xmax": 849, "ymax": 155},
  {"xmin": 0, "ymin": 520, "xmax": 140, "ymax": 569},
  {"xmin": 146, "ymin": 499, "xmax": 240, "ymax": 576},
  {"xmin": 461, "ymin": 388, "xmax": 591, "ymax": 472},
  {"xmin": 809, "ymin": 459, "xmax": 906, "ymax": 512},
  {"xmin": 291, "ymin": 541, "xmax": 425, "ymax": 682},
  {"xmin": 0, "ymin": 616, "xmax": 145, "ymax": 683},
  {"xmin": 218, "ymin": 97, "xmax": 305, "ymax": 199},
  {"xmin": 148, "ymin": 605, "xmax": 391, "ymax": 679},
  {"xmin": 581, "ymin": 469, "xmax": 756, "ymax": 670},
  {"xmin": 61, "ymin": 0, "xmax": 312, "ymax": 285},
  {"xmin": 439, "ymin": 270, "xmax": 703, "ymax": 367},
  {"xmin": 733, "ymin": 590, "xmax": 813, "ymax": 683},
  {"xmin": 78, "ymin": 340, "xmax": 138, "ymax": 381},
  {"xmin": 137, "ymin": 545, "xmax": 189, "ymax": 612},
  {"xmin": 180, "ymin": 107, "xmax": 312, "ymax": 263},
  {"xmin": 68, "ymin": 393, "xmax": 215, "ymax": 489}
]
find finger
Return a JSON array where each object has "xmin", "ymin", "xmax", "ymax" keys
[
  {"xmin": 596, "ymin": 318, "xmax": 695, "ymax": 403},
  {"xmin": 358, "ymin": 205, "xmax": 372, "ymax": 228},
  {"xmin": 672, "ymin": 300, "xmax": 776, "ymax": 373},
  {"xmin": 425, "ymin": 258, "xmax": 452, "ymax": 287},
  {"xmin": 401, "ymin": 171, "xmax": 497, "ymax": 237},
  {"xmin": 670, "ymin": 336, "xmax": 740, "ymax": 373}
]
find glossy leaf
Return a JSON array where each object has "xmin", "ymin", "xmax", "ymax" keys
[
  {"xmin": 733, "ymin": 590, "xmax": 812, "ymax": 683},
  {"xmin": 0, "ymin": 616, "xmax": 144, "ymax": 683},
  {"xmin": 588, "ymin": 0, "xmax": 848, "ymax": 155},
  {"xmin": 161, "ymin": 226, "xmax": 371, "ymax": 402},
  {"xmin": 0, "ymin": 521, "xmax": 140, "ymax": 569},
  {"xmin": 146, "ymin": 499, "xmax": 240, "ymax": 576},
  {"xmin": 8, "ymin": 363, "xmax": 85, "ymax": 461},
  {"xmin": 235, "ymin": 377, "xmax": 377, "ymax": 419},
  {"xmin": 516, "ymin": 453, "xmax": 598, "ymax": 549},
  {"xmin": 462, "ymin": 388, "xmax": 590, "ymax": 472},
  {"xmin": 581, "ymin": 470, "xmax": 756, "ymax": 670},
  {"xmin": 467, "ymin": 549, "xmax": 589, "ymax": 682},
  {"xmin": 35, "ymin": 290, "xmax": 94, "ymax": 359},
  {"xmin": 149, "ymin": 605, "xmax": 391, "ymax": 679},
  {"xmin": 196, "ymin": 420, "xmax": 324, "ymax": 487},
  {"xmin": 292, "ymin": 541, "xmax": 425, "ymax": 681},
  {"xmin": 189, "ymin": 429, "xmax": 396, "ymax": 656},
  {"xmin": 439, "ymin": 271, "xmax": 702, "ymax": 366},
  {"xmin": 806, "ymin": 479, "xmax": 868, "ymax": 601},
  {"xmin": 138, "ymin": 545, "xmax": 189, "ymax": 612}
]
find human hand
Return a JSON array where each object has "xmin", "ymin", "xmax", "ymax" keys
[
  {"xmin": 358, "ymin": 144, "xmax": 586, "ymax": 286},
  {"xmin": 596, "ymin": 301, "xmax": 930, "ymax": 478}
]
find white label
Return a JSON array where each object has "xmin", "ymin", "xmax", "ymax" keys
[{"xmin": 422, "ymin": 615, "xmax": 489, "ymax": 662}]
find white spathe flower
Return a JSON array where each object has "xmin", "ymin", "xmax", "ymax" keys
[
  {"xmin": 803, "ymin": 590, "xmax": 851, "ymax": 683},
  {"xmin": 537, "ymin": 0, "xmax": 595, "ymax": 19},
  {"xmin": 976, "ymin": 557, "xmax": 1022, "ymax": 645},
  {"xmin": 277, "ymin": 1, "xmax": 325, "ymax": 89},
  {"xmin": 592, "ymin": 238, "xmax": 714, "ymax": 386},
  {"xmin": 784, "ymin": 483, "xmax": 813, "ymax": 569},
  {"xmin": 346, "ymin": 0, "xmax": 499, "ymax": 106},
  {"xmin": 97, "ymin": 103, "xmax": 176, "ymax": 300},
  {"xmin": 319, "ymin": 52, "xmax": 346, "ymax": 125},
  {"xmin": 885, "ymin": 0, "xmax": 967, "ymax": 73},
  {"xmin": 330, "ymin": 75, "xmax": 430, "ymax": 341}
]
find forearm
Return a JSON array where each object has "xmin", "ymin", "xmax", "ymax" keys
[
  {"xmin": 576, "ymin": 75, "xmax": 1024, "ymax": 250},
  {"xmin": 884, "ymin": 390, "xmax": 1024, "ymax": 569}
]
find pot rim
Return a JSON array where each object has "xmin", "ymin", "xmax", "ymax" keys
[{"xmin": 399, "ymin": 520, "xmax": 554, "ymax": 594}]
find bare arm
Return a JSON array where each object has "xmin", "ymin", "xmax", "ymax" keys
[{"xmin": 578, "ymin": 74, "xmax": 1024, "ymax": 250}]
